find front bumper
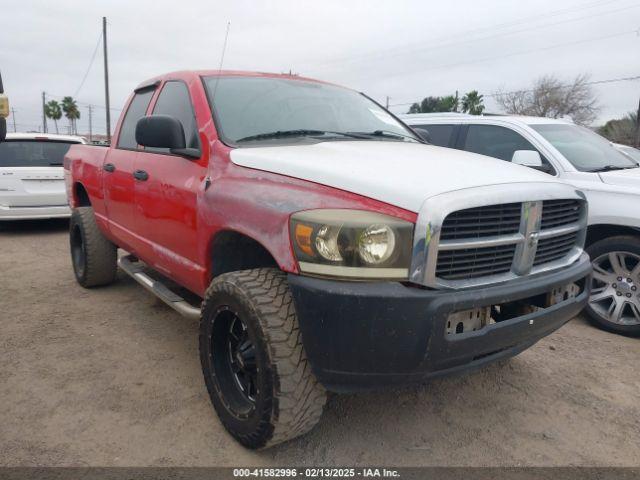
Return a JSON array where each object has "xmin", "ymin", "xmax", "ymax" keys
[
  {"xmin": 289, "ymin": 253, "xmax": 591, "ymax": 392},
  {"xmin": 0, "ymin": 204, "xmax": 71, "ymax": 220}
]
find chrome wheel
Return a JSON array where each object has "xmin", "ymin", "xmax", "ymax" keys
[{"xmin": 590, "ymin": 251, "xmax": 640, "ymax": 325}]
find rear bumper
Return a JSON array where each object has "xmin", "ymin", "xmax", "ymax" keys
[
  {"xmin": 288, "ymin": 253, "xmax": 591, "ymax": 392},
  {"xmin": 0, "ymin": 204, "xmax": 71, "ymax": 220}
]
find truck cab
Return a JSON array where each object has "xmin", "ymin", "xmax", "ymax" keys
[{"xmin": 65, "ymin": 71, "xmax": 591, "ymax": 449}]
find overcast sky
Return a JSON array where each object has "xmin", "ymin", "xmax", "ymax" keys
[{"xmin": 2, "ymin": 0, "xmax": 639, "ymax": 135}]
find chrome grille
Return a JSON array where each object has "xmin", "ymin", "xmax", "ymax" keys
[
  {"xmin": 533, "ymin": 231, "xmax": 579, "ymax": 266},
  {"xmin": 541, "ymin": 199, "xmax": 581, "ymax": 229},
  {"xmin": 436, "ymin": 243, "xmax": 516, "ymax": 280},
  {"xmin": 428, "ymin": 196, "xmax": 586, "ymax": 288},
  {"xmin": 439, "ymin": 203, "xmax": 521, "ymax": 240}
]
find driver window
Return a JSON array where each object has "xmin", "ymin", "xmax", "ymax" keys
[{"xmin": 147, "ymin": 81, "xmax": 199, "ymax": 153}]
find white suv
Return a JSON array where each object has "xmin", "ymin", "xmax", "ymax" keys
[
  {"xmin": 401, "ymin": 113, "xmax": 640, "ymax": 336},
  {"xmin": 0, "ymin": 133, "xmax": 86, "ymax": 220}
]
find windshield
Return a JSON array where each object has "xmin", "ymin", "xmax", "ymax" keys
[
  {"xmin": 203, "ymin": 76, "xmax": 419, "ymax": 146},
  {"xmin": 0, "ymin": 140, "xmax": 75, "ymax": 167},
  {"xmin": 619, "ymin": 145, "xmax": 640, "ymax": 163},
  {"xmin": 531, "ymin": 123, "xmax": 637, "ymax": 172}
]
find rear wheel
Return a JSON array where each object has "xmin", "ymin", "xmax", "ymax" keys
[
  {"xmin": 69, "ymin": 207, "xmax": 118, "ymax": 288},
  {"xmin": 585, "ymin": 235, "xmax": 640, "ymax": 336},
  {"xmin": 199, "ymin": 268, "xmax": 326, "ymax": 449}
]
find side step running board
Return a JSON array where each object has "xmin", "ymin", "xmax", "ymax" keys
[{"xmin": 117, "ymin": 254, "xmax": 201, "ymax": 321}]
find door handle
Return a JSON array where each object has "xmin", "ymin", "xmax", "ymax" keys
[
  {"xmin": 103, "ymin": 163, "xmax": 115, "ymax": 173},
  {"xmin": 133, "ymin": 170, "xmax": 149, "ymax": 181}
]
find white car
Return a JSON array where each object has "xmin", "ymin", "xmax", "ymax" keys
[
  {"xmin": 401, "ymin": 113, "xmax": 640, "ymax": 336},
  {"xmin": 0, "ymin": 133, "xmax": 86, "ymax": 220}
]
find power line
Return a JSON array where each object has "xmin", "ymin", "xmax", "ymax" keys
[
  {"xmin": 389, "ymin": 74, "xmax": 640, "ymax": 108},
  {"xmin": 383, "ymin": 28, "xmax": 639, "ymax": 98},
  {"xmin": 73, "ymin": 32, "xmax": 102, "ymax": 98},
  {"xmin": 303, "ymin": 0, "xmax": 629, "ymax": 70},
  {"xmin": 371, "ymin": 4, "xmax": 640, "ymax": 64},
  {"xmin": 45, "ymin": 92, "xmax": 122, "ymax": 112},
  {"xmin": 458, "ymin": 0, "xmax": 625, "ymax": 36},
  {"xmin": 484, "ymin": 75, "xmax": 640, "ymax": 98}
]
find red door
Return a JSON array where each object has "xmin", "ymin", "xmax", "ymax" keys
[
  {"xmin": 102, "ymin": 148, "xmax": 138, "ymax": 249},
  {"xmin": 102, "ymin": 88, "xmax": 155, "ymax": 252},
  {"xmin": 133, "ymin": 151, "xmax": 204, "ymax": 285},
  {"xmin": 132, "ymin": 80, "xmax": 207, "ymax": 292}
]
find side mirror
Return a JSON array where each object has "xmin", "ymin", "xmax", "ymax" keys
[
  {"xmin": 511, "ymin": 150, "xmax": 553, "ymax": 174},
  {"xmin": 413, "ymin": 127, "xmax": 432, "ymax": 143},
  {"xmin": 512, "ymin": 150, "xmax": 542, "ymax": 167},
  {"xmin": 135, "ymin": 114, "xmax": 200, "ymax": 159}
]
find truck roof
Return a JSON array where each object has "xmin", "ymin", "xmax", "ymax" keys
[
  {"xmin": 399, "ymin": 112, "xmax": 575, "ymax": 127},
  {"xmin": 4, "ymin": 132, "xmax": 87, "ymax": 143},
  {"xmin": 134, "ymin": 70, "xmax": 336, "ymax": 91}
]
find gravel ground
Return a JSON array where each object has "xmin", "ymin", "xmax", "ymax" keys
[{"xmin": 1, "ymin": 219, "xmax": 639, "ymax": 467}]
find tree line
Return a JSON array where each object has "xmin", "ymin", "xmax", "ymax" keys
[
  {"xmin": 408, "ymin": 90, "xmax": 485, "ymax": 115},
  {"xmin": 405, "ymin": 73, "xmax": 639, "ymax": 147}
]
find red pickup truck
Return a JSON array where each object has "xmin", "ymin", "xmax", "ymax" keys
[{"xmin": 65, "ymin": 70, "xmax": 591, "ymax": 448}]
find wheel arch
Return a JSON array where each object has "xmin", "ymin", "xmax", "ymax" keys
[
  {"xmin": 73, "ymin": 182, "xmax": 91, "ymax": 207},
  {"xmin": 586, "ymin": 224, "xmax": 640, "ymax": 248},
  {"xmin": 207, "ymin": 229, "xmax": 281, "ymax": 281}
]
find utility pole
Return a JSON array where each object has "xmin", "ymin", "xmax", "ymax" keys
[
  {"xmin": 102, "ymin": 17, "xmax": 111, "ymax": 143},
  {"xmin": 41, "ymin": 91, "xmax": 47, "ymax": 133},
  {"xmin": 386, "ymin": 96, "xmax": 390, "ymax": 109},
  {"xmin": 88, "ymin": 105, "xmax": 93, "ymax": 143},
  {"xmin": 635, "ymin": 96, "xmax": 640, "ymax": 148},
  {"xmin": 11, "ymin": 107, "xmax": 16, "ymax": 132}
]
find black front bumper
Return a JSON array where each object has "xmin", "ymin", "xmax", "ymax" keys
[{"xmin": 289, "ymin": 254, "xmax": 591, "ymax": 392}]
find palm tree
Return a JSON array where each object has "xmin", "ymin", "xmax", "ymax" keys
[
  {"xmin": 44, "ymin": 100, "xmax": 62, "ymax": 134},
  {"xmin": 462, "ymin": 90, "xmax": 485, "ymax": 115},
  {"xmin": 61, "ymin": 96, "xmax": 80, "ymax": 134},
  {"xmin": 439, "ymin": 93, "xmax": 459, "ymax": 113}
]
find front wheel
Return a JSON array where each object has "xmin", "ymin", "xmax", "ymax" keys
[
  {"xmin": 585, "ymin": 235, "xmax": 640, "ymax": 336},
  {"xmin": 199, "ymin": 268, "xmax": 327, "ymax": 449}
]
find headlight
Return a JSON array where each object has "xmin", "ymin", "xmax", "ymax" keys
[{"xmin": 290, "ymin": 209, "xmax": 414, "ymax": 280}]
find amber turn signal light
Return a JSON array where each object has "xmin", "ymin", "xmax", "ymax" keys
[
  {"xmin": 294, "ymin": 223, "xmax": 314, "ymax": 257},
  {"xmin": 0, "ymin": 94, "xmax": 8, "ymax": 118}
]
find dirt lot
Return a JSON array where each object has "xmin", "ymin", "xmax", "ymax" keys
[{"xmin": 1, "ymin": 219, "xmax": 639, "ymax": 467}]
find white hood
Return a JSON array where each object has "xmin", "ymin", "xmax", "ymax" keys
[
  {"xmin": 599, "ymin": 168, "xmax": 640, "ymax": 188},
  {"xmin": 230, "ymin": 141, "xmax": 559, "ymax": 212}
]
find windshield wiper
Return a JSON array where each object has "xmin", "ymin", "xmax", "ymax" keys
[
  {"xmin": 235, "ymin": 129, "xmax": 367, "ymax": 143},
  {"xmin": 347, "ymin": 130, "xmax": 419, "ymax": 142},
  {"xmin": 587, "ymin": 164, "xmax": 638, "ymax": 172}
]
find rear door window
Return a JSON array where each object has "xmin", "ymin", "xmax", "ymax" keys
[
  {"xmin": 0, "ymin": 140, "xmax": 75, "ymax": 167},
  {"xmin": 117, "ymin": 89, "xmax": 154, "ymax": 149},
  {"xmin": 413, "ymin": 124, "xmax": 456, "ymax": 147}
]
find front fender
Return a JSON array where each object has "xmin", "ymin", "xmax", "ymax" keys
[
  {"xmin": 195, "ymin": 152, "xmax": 416, "ymax": 294},
  {"xmin": 584, "ymin": 188, "xmax": 640, "ymax": 229}
]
